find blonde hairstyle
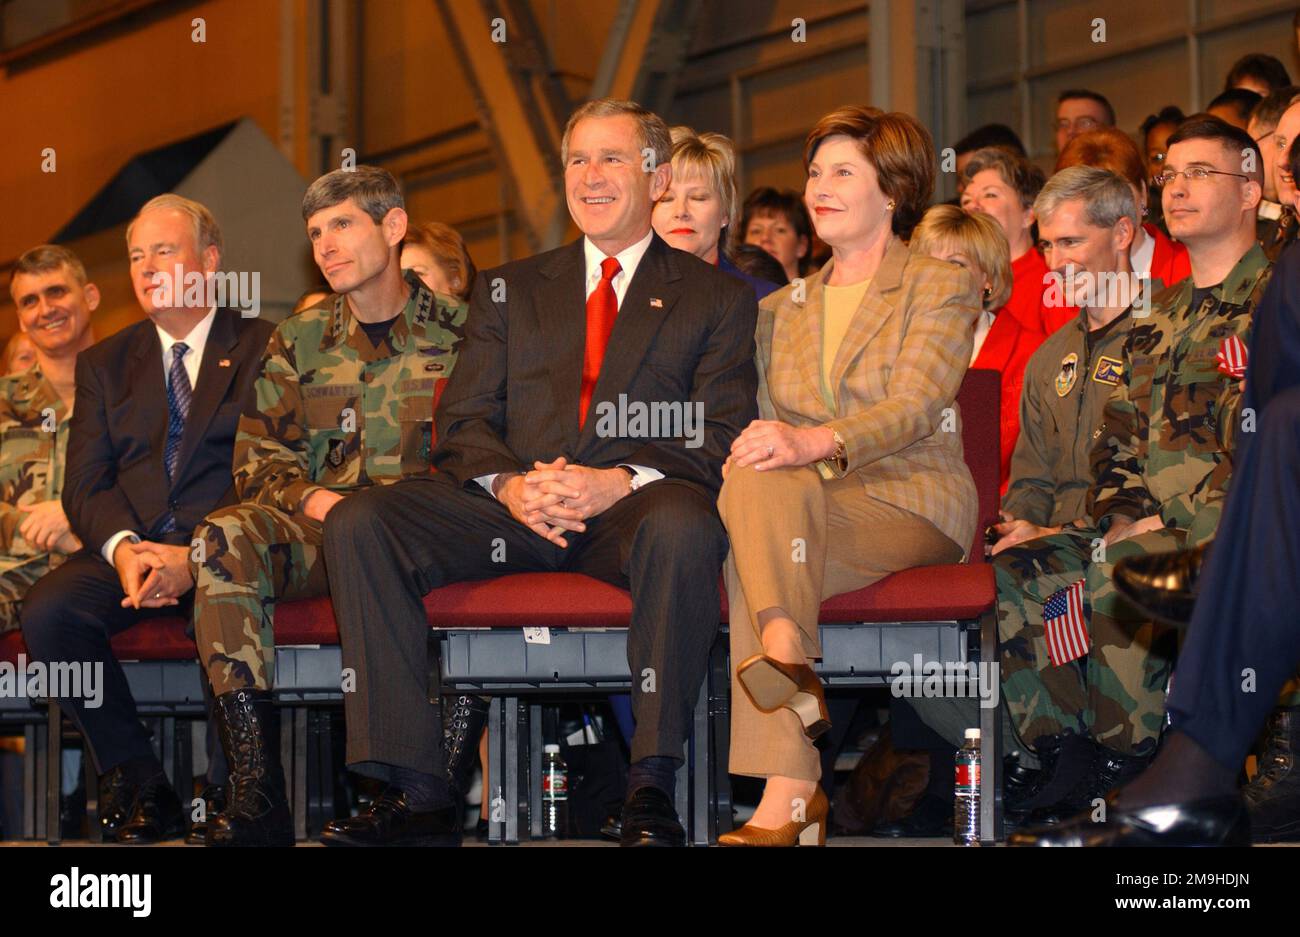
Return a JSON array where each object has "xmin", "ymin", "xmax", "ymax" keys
[
  {"xmin": 911, "ymin": 204, "xmax": 1012, "ymax": 310},
  {"xmin": 666, "ymin": 126, "xmax": 740, "ymax": 249},
  {"xmin": 125, "ymin": 194, "xmax": 223, "ymax": 264},
  {"xmin": 402, "ymin": 221, "xmax": 477, "ymax": 301}
]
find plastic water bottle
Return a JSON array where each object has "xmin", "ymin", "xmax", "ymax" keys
[
  {"xmin": 953, "ymin": 728, "xmax": 981, "ymax": 846},
  {"xmin": 542, "ymin": 744, "xmax": 569, "ymax": 839}
]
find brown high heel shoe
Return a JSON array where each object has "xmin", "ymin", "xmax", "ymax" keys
[
  {"xmin": 735, "ymin": 654, "xmax": 831, "ymax": 739},
  {"xmin": 719, "ymin": 785, "xmax": 829, "ymax": 846}
]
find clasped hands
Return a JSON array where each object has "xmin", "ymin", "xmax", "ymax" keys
[
  {"xmin": 497, "ymin": 457, "xmax": 630, "ymax": 547},
  {"xmin": 114, "ymin": 539, "xmax": 193, "ymax": 610}
]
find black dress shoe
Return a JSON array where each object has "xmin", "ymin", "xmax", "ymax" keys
[
  {"xmin": 618, "ymin": 786, "xmax": 685, "ymax": 847},
  {"xmin": 1244, "ymin": 707, "xmax": 1300, "ymax": 843},
  {"xmin": 871, "ymin": 792, "xmax": 953, "ymax": 838},
  {"xmin": 320, "ymin": 789, "xmax": 462, "ymax": 847},
  {"xmin": 97, "ymin": 767, "xmax": 140, "ymax": 839},
  {"xmin": 1008, "ymin": 795, "xmax": 1250, "ymax": 846},
  {"xmin": 185, "ymin": 784, "xmax": 227, "ymax": 845},
  {"xmin": 1113, "ymin": 542, "xmax": 1210, "ymax": 626},
  {"xmin": 115, "ymin": 775, "xmax": 184, "ymax": 844},
  {"xmin": 207, "ymin": 688, "xmax": 294, "ymax": 847}
]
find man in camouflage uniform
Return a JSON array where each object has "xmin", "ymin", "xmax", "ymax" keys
[
  {"xmin": 190, "ymin": 166, "xmax": 467, "ymax": 846},
  {"xmin": 994, "ymin": 118, "xmax": 1270, "ymax": 824},
  {"xmin": 903, "ymin": 167, "xmax": 1150, "ymax": 829},
  {"xmin": 1, "ymin": 246, "xmax": 98, "ymax": 632}
]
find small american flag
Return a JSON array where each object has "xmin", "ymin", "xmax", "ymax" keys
[
  {"xmin": 1043, "ymin": 579, "xmax": 1089, "ymax": 666},
  {"xmin": 1216, "ymin": 335, "xmax": 1248, "ymax": 380}
]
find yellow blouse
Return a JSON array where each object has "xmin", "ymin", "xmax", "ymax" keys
[{"xmin": 820, "ymin": 278, "xmax": 872, "ymax": 408}]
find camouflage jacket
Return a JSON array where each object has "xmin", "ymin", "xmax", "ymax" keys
[
  {"xmin": 233, "ymin": 272, "xmax": 468, "ymax": 513},
  {"xmin": 0, "ymin": 364, "xmax": 70, "ymax": 573},
  {"xmin": 1089, "ymin": 243, "xmax": 1271, "ymax": 547}
]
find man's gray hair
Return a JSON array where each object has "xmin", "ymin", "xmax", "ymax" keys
[
  {"xmin": 302, "ymin": 165, "xmax": 404, "ymax": 223},
  {"xmin": 1035, "ymin": 165, "xmax": 1137, "ymax": 231},
  {"xmin": 560, "ymin": 98, "xmax": 671, "ymax": 170}
]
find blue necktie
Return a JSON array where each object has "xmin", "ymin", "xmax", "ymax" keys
[{"xmin": 160, "ymin": 342, "xmax": 192, "ymax": 532}]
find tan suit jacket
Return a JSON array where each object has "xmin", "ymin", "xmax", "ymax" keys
[{"xmin": 755, "ymin": 238, "xmax": 981, "ymax": 554}]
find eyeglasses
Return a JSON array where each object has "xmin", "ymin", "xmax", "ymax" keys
[{"xmin": 1154, "ymin": 167, "xmax": 1250, "ymax": 186}]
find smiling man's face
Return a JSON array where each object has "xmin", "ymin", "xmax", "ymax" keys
[
  {"xmin": 565, "ymin": 114, "xmax": 668, "ymax": 255},
  {"xmin": 10, "ymin": 265, "xmax": 97, "ymax": 358}
]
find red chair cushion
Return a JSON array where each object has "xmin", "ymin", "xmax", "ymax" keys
[{"xmin": 0, "ymin": 617, "xmax": 197, "ymax": 665}]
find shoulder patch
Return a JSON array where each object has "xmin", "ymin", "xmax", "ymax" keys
[{"xmin": 1091, "ymin": 355, "xmax": 1123, "ymax": 386}]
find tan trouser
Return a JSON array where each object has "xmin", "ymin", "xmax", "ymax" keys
[{"xmin": 718, "ymin": 464, "xmax": 963, "ymax": 780}]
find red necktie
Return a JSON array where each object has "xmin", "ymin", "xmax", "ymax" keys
[{"xmin": 579, "ymin": 256, "xmax": 621, "ymax": 427}]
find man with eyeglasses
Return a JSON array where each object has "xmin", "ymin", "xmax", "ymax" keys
[
  {"xmin": 1011, "ymin": 115, "xmax": 1271, "ymax": 846},
  {"xmin": 1054, "ymin": 89, "xmax": 1115, "ymax": 157}
]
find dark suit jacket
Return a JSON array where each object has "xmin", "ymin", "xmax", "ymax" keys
[
  {"xmin": 1242, "ymin": 239, "xmax": 1300, "ymax": 455},
  {"xmin": 63, "ymin": 308, "xmax": 275, "ymax": 554},
  {"xmin": 434, "ymin": 232, "xmax": 758, "ymax": 495}
]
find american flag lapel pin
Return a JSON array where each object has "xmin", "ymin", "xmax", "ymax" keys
[
  {"xmin": 649, "ymin": 297, "xmax": 663, "ymax": 308},
  {"xmin": 218, "ymin": 358, "xmax": 232, "ymax": 368}
]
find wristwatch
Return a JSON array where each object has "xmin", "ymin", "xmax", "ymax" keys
[{"xmin": 823, "ymin": 429, "xmax": 848, "ymax": 473}]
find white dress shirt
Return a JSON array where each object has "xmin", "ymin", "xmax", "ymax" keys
[
  {"xmin": 477, "ymin": 230, "xmax": 664, "ymax": 499},
  {"xmin": 1130, "ymin": 229, "xmax": 1155, "ymax": 282},
  {"xmin": 102, "ymin": 308, "xmax": 219, "ymax": 564}
]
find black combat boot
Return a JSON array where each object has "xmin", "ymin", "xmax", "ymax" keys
[
  {"xmin": 443, "ymin": 694, "xmax": 490, "ymax": 829},
  {"xmin": 207, "ymin": 688, "xmax": 294, "ymax": 847},
  {"xmin": 1028, "ymin": 743, "xmax": 1153, "ymax": 826},
  {"xmin": 1244, "ymin": 706, "xmax": 1300, "ymax": 843}
]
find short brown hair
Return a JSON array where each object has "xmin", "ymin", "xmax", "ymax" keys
[
  {"xmin": 9, "ymin": 244, "xmax": 88, "ymax": 295},
  {"xmin": 1055, "ymin": 127, "xmax": 1147, "ymax": 192},
  {"xmin": 302, "ymin": 165, "xmax": 404, "ymax": 224},
  {"xmin": 1166, "ymin": 115, "xmax": 1264, "ymax": 185},
  {"xmin": 911, "ymin": 205, "xmax": 1012, "ymax": 310},
  {"xmin": 560, "ymin": 98, "xmax": 671, "ymax": 171},
  {"xmin": 963, "ymin": 147, "xmax": 1046, "ymax": 210},
  {"xmin": 803, "ymin": 105, "xmax": 935, "ymax": 240},
  {"xmin": 402, "ymin": 221, "xmax": 477, "ymax": 301},
  {"xmin": 126, "ymin": 194, "xmax": 224, "ymax": 263}
]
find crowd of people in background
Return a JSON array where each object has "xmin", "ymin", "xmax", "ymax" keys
[{"xmin": 3, "ymin": 44, "xmax": 1300, "ymax": 848}]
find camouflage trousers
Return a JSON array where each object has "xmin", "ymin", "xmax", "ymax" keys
[
  {"xmin": 192, "ymin": 504, "xmax": 329, "ymax": 696},
  {"xmin": 0, "ymin": 555, "xmax": 61, "ymax": 634},
  {"xmin": 997, "ymin": 525, "xmax": 1184, "ymax": 757}
]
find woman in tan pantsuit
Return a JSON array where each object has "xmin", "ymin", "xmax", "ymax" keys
[{"xmin": 717, "ymin": 106, "xmax": 981, "ymax": 846}]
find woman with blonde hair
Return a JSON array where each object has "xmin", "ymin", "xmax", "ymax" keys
[
  {"xmin": 912, "ymin": 204, "xmax": 1034, "ymax": 494},
  {"xmin": 911, "ymin": 205, "xmax": 1012, "ymax": 363},
  {"xmin": 716, "ymin": 106, "xmax": 980, "ymax": 846},
  {"xmin": 653, "ymin": 126, "xmax": 780, "ymax": 299}
]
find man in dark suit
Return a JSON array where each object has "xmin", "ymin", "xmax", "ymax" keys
[
  {"xmin": 320, "ymin": 98, "xmax": 758, "ymax": 847},
  {"xmin": 21, "ymin": 195, "xmax": 274, "ymax": 844},
  {"xmin": 1014, "ymin": 240, "xmax": 1300, "ymax": 846}
]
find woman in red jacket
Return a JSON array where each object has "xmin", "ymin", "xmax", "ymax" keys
[
  {"xmin": 1057, "ymin": 127, "xmax": 1192, "ymax": 291},
  {"xmin": 959, "ymin": 148, "xmax": 1055, "ymax": 492}
]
